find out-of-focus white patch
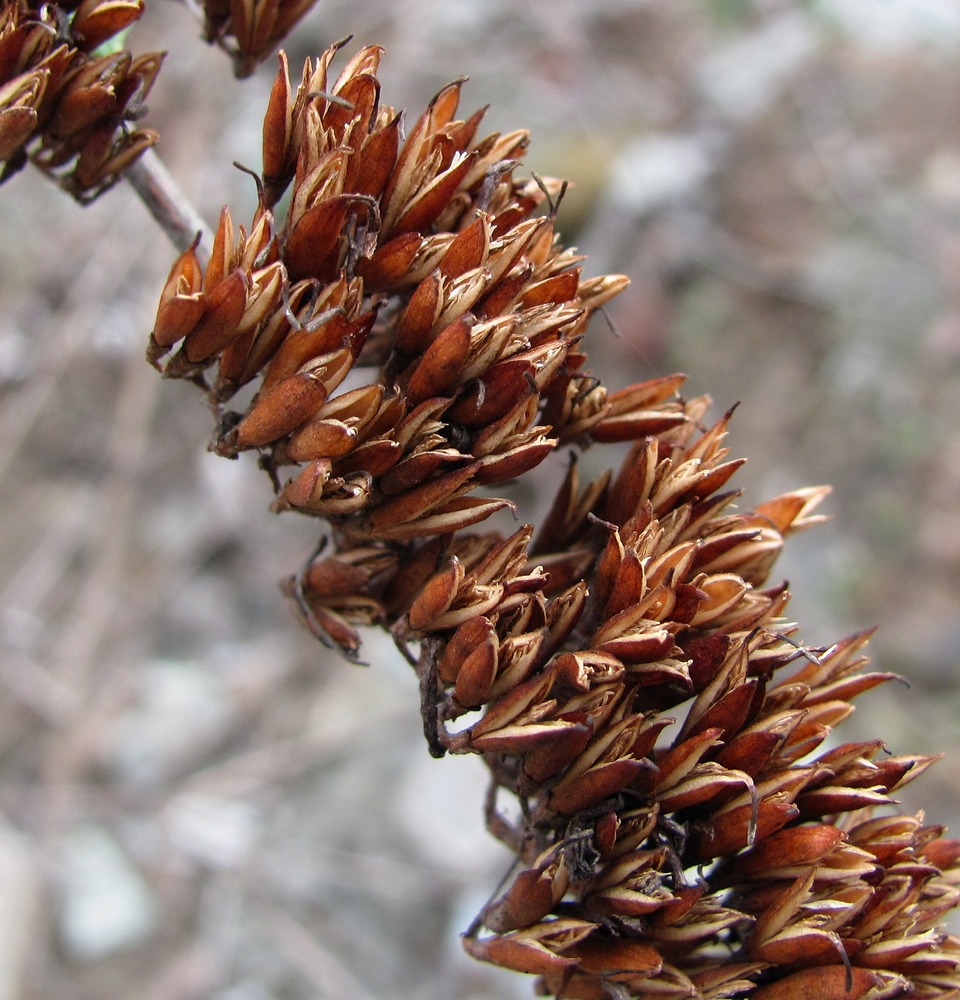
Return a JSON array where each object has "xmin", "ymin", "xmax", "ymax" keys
[
  {"xmin": 59, "ymin": 825, "xmax": 155, "ymax": 960},
  {"xmin": 608, "ymin": 133, "xmax": 713, "ymax": 217},
  {"xmin": 213, "ymin": 983, "xmax": 274, "ymax": 1000},
  {"xmin": 0, "ymin": 320, "xmax": 31, "ymax": 385},
  {"xmin": 392, "ymin": 750, "xmax": 513, "ymax": 874},
  {"xmin": 108, "ymin": 659, "xmax": 235, "ymax": 787},
  {"xmin": 818, "ymin": 0, "xmax": 960, "ymax": 51},
  {"xmin": 163, "ymin": 793, "xmax": 260, "ymax": 868},
  {"xmin": 697, "ymin": 11, "xmax": 818, "ymax": 120}
]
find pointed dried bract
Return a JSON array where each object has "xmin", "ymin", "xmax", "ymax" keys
[
  {"xmin": 143, "ymin": 40, "xmax": 960, "ymax": 1000},
  {"xmin": 0, "ymin": 0, "xmax": 161, "ymax": 199}
]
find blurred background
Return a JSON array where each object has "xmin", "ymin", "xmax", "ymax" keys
[{"xmin": 1, "ymin": 1, "xmax": 960, "ymax": 997}]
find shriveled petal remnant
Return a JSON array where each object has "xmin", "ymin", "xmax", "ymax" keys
[
  {"xmin": 0, "ymin": 0, "xmax": 161, "ymax": 200},
  {"xmin": 147, "ymin": 42, "xmax": 960, "ymax": 1000}
]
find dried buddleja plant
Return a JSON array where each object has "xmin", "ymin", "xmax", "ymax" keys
[
  {"xmin": 142, "ymin": 41, "xmax": 960, "ymax": 1000},
  {"xmin": 3, "ymin": 7, "xmax": 959, "ymax": 995}
]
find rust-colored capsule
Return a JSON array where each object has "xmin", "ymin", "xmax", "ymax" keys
[
  {"xmin": 181, "ymin": 269, "xmax": 248, "ymax": 364},
  {"xmin": 235, "ymin": 370, "xmax": 328, "ymax": 449},
  {"xmin": 404, "ymin": 314, "xmax": 473, "ymax": 406}
]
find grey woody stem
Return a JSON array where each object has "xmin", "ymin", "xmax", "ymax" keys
[{"xmin": 126, "ymin": 149, "xmax": 214, "ymax": 267}]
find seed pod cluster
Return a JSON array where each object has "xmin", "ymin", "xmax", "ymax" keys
[
  {"xmin": 0, "ymin": 0, "xmax": 161, "ymax": 199},
  {"xmin": 365, "ymin": 413, "xmax": 960, "ymax": 998},
  {"xmin": 147, "ymin": 42, "xmax": 960, "ymax": 999},
  {"xmin": 149, "ymin": 41, "xmax": 635, "ymax": 544}
]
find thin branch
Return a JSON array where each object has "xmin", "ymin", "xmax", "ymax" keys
[
  {"xmin": 262, "ymin": 906, "xmax": 383, "ymax": 1000},
  {"xmin": 125, "ymin": 148, "xmax": 215, "ymax": 265}
]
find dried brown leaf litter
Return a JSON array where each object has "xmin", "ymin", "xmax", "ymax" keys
[{"xmin": 145, "ymin": 41, "xmax": 960, "ymax": 1000}]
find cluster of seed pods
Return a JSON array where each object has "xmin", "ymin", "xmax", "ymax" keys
[
  {"xmin": 147, "ymin": 42, "xmax": 960, "ymax": 1000},
  {"xmin": 149, "ymin": 42, "xmax": 633, "ymax": 547},
  {"xmin": 0, "ymin": 0, "xmax": 162, "ymax": 198}
]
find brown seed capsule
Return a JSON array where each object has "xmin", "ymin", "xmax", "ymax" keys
[
  {"xmin": 484, "ymin": 850, "xmax": 570, "ymax": 933},
  {"xmin": 467, "ymin": 930, "xmax": 578, "ymax": 976},
  {"xmin": 372, "ymin": 496, "xmax": 513, "ymax": 542},
  {"xmin": 752, "ymin": 966, "xmax": 888, "ymax": 1000},
  {"xmin": 235, "ymin": 370, "xmax": 328, "ymax": 449},
  {"xmin": 437, "ymin": 215, "xmax": 490, "ymax": 280},
  {"xmin": 286, "ymin": 419, "xmax": 358, "ymax": 462},
  {"xmin": 474, "ymin": 438, "xmax": 556, "ymax": 486},
  {"xmin": 71, "ymin": 0, "xmax": 146, "ymax": 52},
  {"xmin": 261, "ymin": 50, "xmax": 294, "ymax": 197},
  {"xmin": 404, "ymin": 315, "xmax": 473, "ymax": 406},
  {"xmin": 275, "ymin": 459, "xmax": 332, "ymax": 511},
  {"xmin": 150, "ymin": 239, "xmax": 206, "ymax": 350},
  {"xmin": 182, "ymin": 270, "xmax": 249, "ymax": 364},
  {"xmin": 395, "ymin": 270, "xmax": 444, "ymax": 355},
  {"xmin": 571, "ymin": 937, "xmax": 663, "ymax": 981},
  {"xmin": 284, "ymin": 194, "xmax": 378, "ymax": 282},
  {"xmin": 453, "ymin": 632, "xmax": 499, "ymax": 708},
  {"xmin": 0, "ymin": 106, "xmax": 38, "ymax": 160},
  {"xmin": 408, "ymin": 557, "xmax": 464, "ymax": 632},
  {"xmin": 367, "ymin": 463, "xmax": 479, "ymax": 534}
]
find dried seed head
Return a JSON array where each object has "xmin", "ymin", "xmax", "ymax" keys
[
  {"xmin": 149, "ymin": 41, "xmax": 641, "ymax": 547},
  {"xmin": 370, "ymin": 410, "xmax": 960, "ymax": 997},
  {"xmin": 144, "ymin": 40, "xmax": 960, "ymax": 1000},
  {"xmin": 198, "ymin": 0, "xmax": 321, "ymax": 77}
]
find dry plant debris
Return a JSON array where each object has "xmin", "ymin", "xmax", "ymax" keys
[{"xmin": 143, "ymin": 40, "xmax": 960, "ymax": 1000}]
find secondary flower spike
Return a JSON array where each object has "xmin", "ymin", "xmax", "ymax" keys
[
  {"xmin": 197, "ymin": 0, "xmax": 320, "ymax": 77},
  {"xmin": 0, "ymin": 0, "xmax": 161, "ymax": 200},
  {"xmin": 146, "ymin": 41, "xmax": 960, "ymax": 999}
]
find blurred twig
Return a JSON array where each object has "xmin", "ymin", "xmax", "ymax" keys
[{"xmin": 262, "ymin": 905, "xmax": 384, "ymax": 1000}]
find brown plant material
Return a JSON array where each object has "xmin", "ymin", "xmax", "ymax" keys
[
  {"xmin": 197, "ymin": 0, "xmax": 319, "ymax": 77},
  {"xmin": 0, "ymin": 0, "xmax": 161, "ymax": 199},
  {"xmin": 146, "ymin": 41, "xmax": 960, "ymax": 1000},
  {"xmin": 149, "ymin": 40, "xmax": 633, "ymax": 547}
]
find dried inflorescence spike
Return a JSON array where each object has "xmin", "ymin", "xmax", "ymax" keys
[
  {"xmin": 145, "ymin": 40, "xmax": 960, "ymax": 1000},
  {"xmin": 0, "ymin": 0, "xmax": 161, "ymax": 199},
  {"xmin": 368, "ymin": 414, "xmax": 960, "ymax": 999},
  {"xmin": 279, "ymin": 367, "xmax": 960, "ymax": 999}
]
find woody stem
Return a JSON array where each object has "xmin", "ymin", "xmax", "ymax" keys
[
  {"xmin": 125, "ymin": 149, "xmax": 214, "ymax": 265},
  {"xmin": 417, "ymin": 638, "xmax": 448, "ymax": 759}
]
